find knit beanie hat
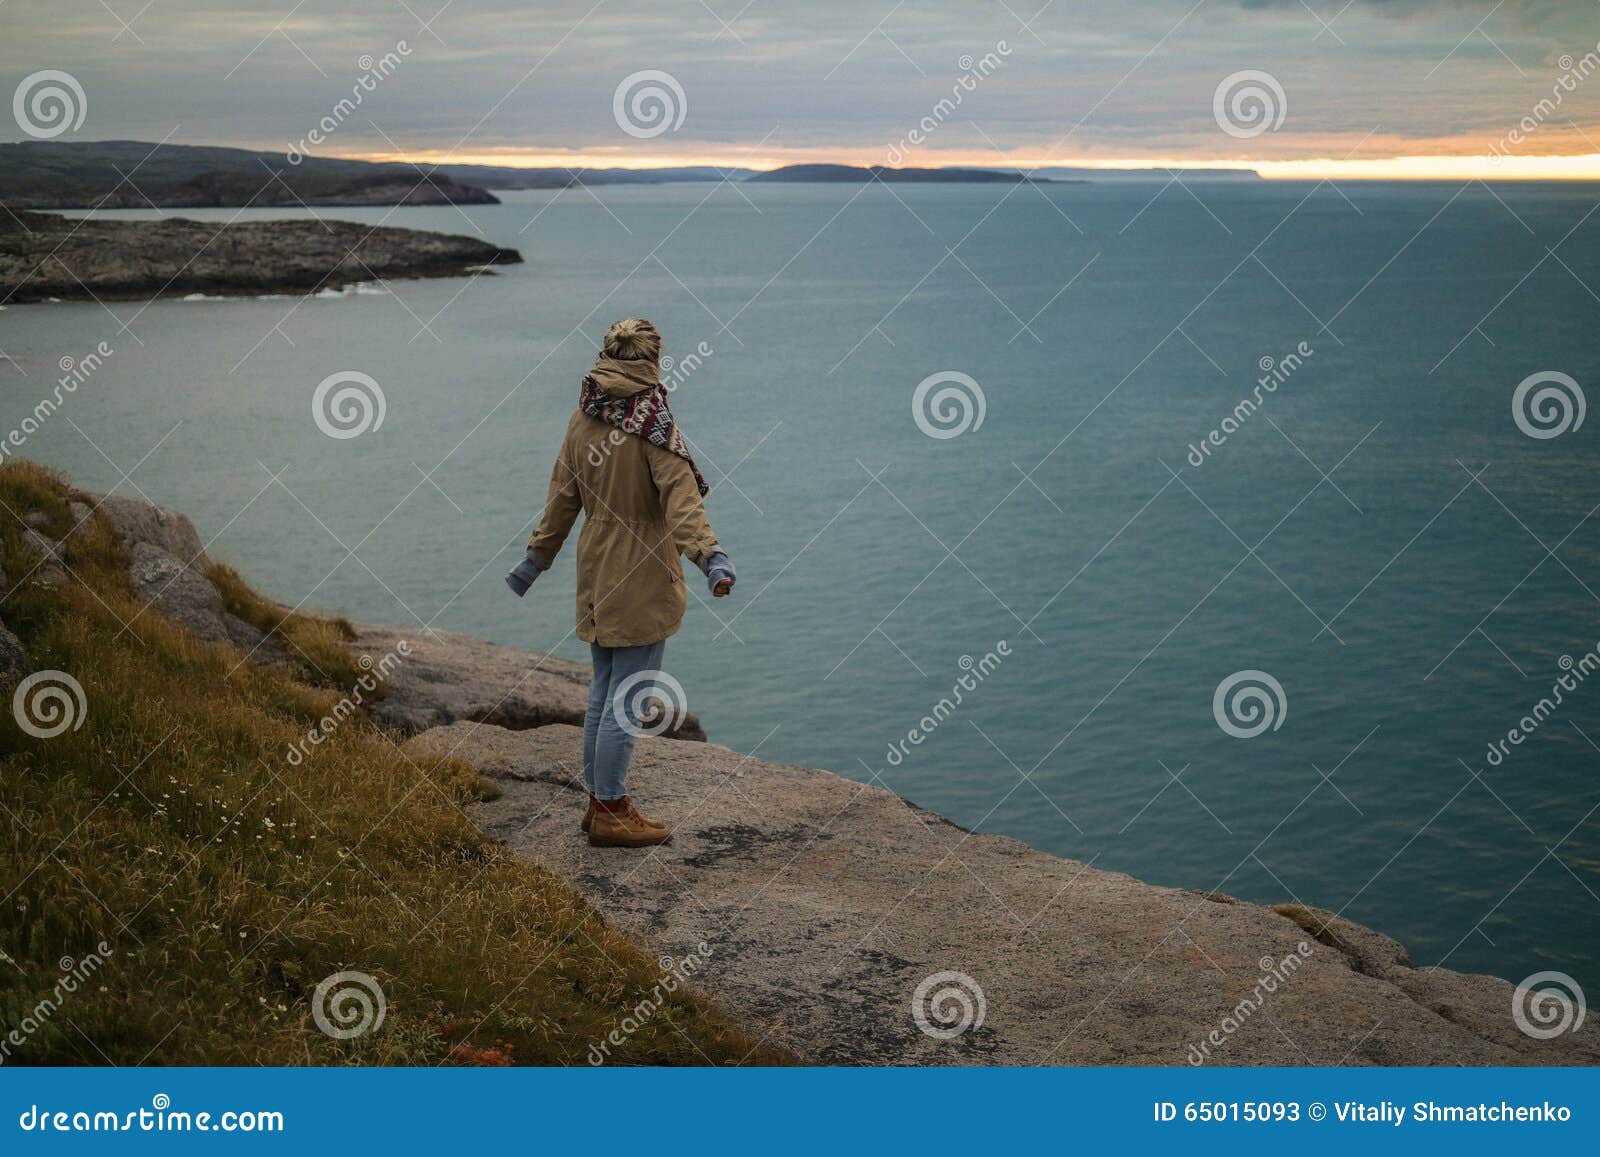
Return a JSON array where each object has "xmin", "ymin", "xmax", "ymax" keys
[{"xmin": 602, "ymin": 318, "xmax": 661, "ymax": 361}]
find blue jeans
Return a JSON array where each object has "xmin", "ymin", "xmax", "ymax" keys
[{"xmin": 583, "ymin": 641, "xmax": 666, "ymax": 800}]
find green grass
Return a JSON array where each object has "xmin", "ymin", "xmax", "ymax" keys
[
  {"xmin": 207, "ymin": 559, "xmax": 369, "ymax": 692},
  {"xmin": 0, "ymin": 461, "xmax": 782, "ymax": 1066}
]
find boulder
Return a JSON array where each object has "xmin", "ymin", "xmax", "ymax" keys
[
  {"xmin": 224, "ymin": 612, "xmax": 267, "ymax": 650},
  {"xmin": 67, "ymin": 500, "xmax": 94, "ymax": 539},
  {"xmin": 0, "ymin": 617, "xmax": 26, "ymax": 685},
  {"xmin": 21, "ymin": 528, "xmax": 61, "ymax": 561},
  {"xmin": 17, "ymin": 528, "xmax": 67, "ymax": 588},
  {"xmin": 1273, "ymin": 903, "xmax": 1553, "ymax": 1058},
  {"xmin": 87, "ymin": 491, "xmax": 205, "ymax": 564},
  {"xmin": 75, "ymin": 491, "xmax": 236, "ymax": 647},
  {"xmin": 124, "ymin": 539, "xmax": 230, "ymax": 644},
  {"xmin": 408, "ymin": 721, "xmax": 1600, "ymax": 1068}
]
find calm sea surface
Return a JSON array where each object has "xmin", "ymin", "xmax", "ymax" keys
[{"xmin": 5, "ymin": 180, "xmax": 1598, "ymax": 983}]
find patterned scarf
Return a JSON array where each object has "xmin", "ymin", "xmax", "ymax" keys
[{"xmin": 579, "ymin": 374, "xmax": 709, "ymax": 496}]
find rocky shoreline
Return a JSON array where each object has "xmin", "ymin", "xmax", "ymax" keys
[
  {"xmin": 8, "ymin": 479, "xmax": 1597, "ymax": 1066},
  {"xmin": 0, "ymin": 210, "xmax": 521, "ymax": 303}
]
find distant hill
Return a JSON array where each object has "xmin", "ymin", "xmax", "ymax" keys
[
  {"xmin": 7, "ymin": 142, "xmax": 1275, "ymax": 209},
  {"xmin": 747, "ymin": 163, "xmax": 1066, "ymax": 184},
  {"xmin": 1024, "ymin": 166, "xmax": 1261, "ymax": 181},
  {"xmin": 0, "ymin": 143, "xmax": 1267, "ymax": 207},
  {"xmin": 432, "ymin": 164, "xmax": 757, "ymax": 189},
  {"xmin": 0, "ymin": 140, "xmax": 499, "ymax": 208}
]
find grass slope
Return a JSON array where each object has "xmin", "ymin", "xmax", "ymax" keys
[{"xmin": 0, "ymin": 462, "xmax": 780, "ymax": 1065}]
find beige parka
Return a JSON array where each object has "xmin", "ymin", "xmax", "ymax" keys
[{"xmin": 527, "ymin": 355, "xmax": 720, "ymax": 647}]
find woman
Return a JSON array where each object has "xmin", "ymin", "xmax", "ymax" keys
[{"xmin": 506, "ymin": 319, "xmax": 734, "ymax": 849}]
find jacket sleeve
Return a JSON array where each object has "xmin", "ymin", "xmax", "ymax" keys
[
  {"xmin": 646, "ymin": 443, "xmax": 719, "ymax": 566},
  {"xmin": 526, "ymin": 441, "xmax": 583, "ymax": 569}
]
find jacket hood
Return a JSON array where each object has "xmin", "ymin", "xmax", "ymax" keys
[{"xmin": 588, "ymin": 353, "xmax": 659, "ymax": 398}]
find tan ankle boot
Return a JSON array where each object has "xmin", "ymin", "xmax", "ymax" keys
[
  {"xmin": 588, "ymin": 798, "xmax": 672, "ymax": 848},
  {"xmin": 583, "ymin": 796, "xmax": 666, "ymax": 833}
]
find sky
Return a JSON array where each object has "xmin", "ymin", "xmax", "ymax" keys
[{"xmin": 6, "ymin": 0, "xmax": 1600, "ymax": 177}]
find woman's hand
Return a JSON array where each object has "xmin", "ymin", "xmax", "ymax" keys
[
  {"xmin": 700, "ymin": 550, "xmax": 735, "ymax": 597},
  {"xmin": 505, "ymin": 554, "xmax": 544, "ymax": 598}
]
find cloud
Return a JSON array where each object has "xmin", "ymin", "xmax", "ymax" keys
[
  {"xmin": 1231, "ymin": 0, "xmax": 1559, "ymax": 19},
  {"xmin": 2, "ymin": 0, "xmax": 1596, "ymax": 165}
]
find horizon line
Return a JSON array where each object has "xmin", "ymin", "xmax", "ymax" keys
[
  {"xmin": 352, "ymin": 148, "xmax": 1600, "ymax": 181},
  {"xmin": 13, "ymin": 137, "xmax": 1600, "ymax": 181}
]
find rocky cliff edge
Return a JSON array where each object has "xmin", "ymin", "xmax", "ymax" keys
[{"xmin": 10, "ymin": 483, "xmax": 1593, "ymax": 1067}]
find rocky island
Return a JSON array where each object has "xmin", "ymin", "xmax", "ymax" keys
[
  {"xmin": 0, "ymin": 209, "xmax": 521, "ymax": 303},
  {"xmin": 2, "ymin": 468, "xmax": 1596, "ymax": 1066}
]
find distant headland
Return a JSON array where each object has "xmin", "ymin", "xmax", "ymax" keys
[
  {"xmin": 745, "ymin": 163, "xmax": 1072, "ymax": 184},
  {"xmin": 0, "ymin": 140, "xmax": 500, "ymax": 209},
  {"xmin": 0, "ymin": 140, "xmax": 1266, "ymax": 209}
]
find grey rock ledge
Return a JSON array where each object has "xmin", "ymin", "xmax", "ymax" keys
[{"xmin": 57, "ymin": 480, "xmax": 1600, "ymax": 1066}]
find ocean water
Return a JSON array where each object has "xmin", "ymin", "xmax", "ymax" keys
[{"xmin": 4, "ymin": 180, "xmax": 1598, "ymax": 985}]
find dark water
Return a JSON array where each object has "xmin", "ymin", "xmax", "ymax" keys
[{"xmin": 5, "ymin": 180, "xmax": 1598, "ymax": 984}]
